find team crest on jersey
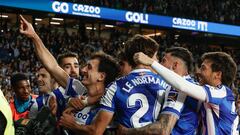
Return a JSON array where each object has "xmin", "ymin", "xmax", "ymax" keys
[
  {"xmin": 139, "ymin": 72, "xmax": 146, "ymax": 76},
  {"xmin": 167, "ymin": 91, "xmax": 178, "ymax": 102}
]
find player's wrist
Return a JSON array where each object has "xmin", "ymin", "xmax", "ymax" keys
[
  {"xmin": 151, "ymin": 60, "xmax": 158, "ymax": 67},
  {"xmin": 30, "ymin": 32, "xmax": 39, "ymax": 40},
  {"xmin": 81, "ymin": 97, "xmax": 89, "ymax": 107},
  {"xmin": 67, "ymin": 97, "xmax": 72, "ymax": 106}
]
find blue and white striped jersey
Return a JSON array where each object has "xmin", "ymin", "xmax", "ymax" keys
[
  {"xmin": 65, "ymin": 78, "xmax": 87, "ymax": 97},
  {"xmin": 73, "ymin": 105, "xmax": 99, "ymax": 125},
  {"xmin": 29, "ymin": 93, "xmax": 50, "ymax": 119},
  {"xmin": 66, "ymin": 78, "xmax": 100, "ymax": 125},
  {"xmin": 51, "ymin": 87, "xmax": 66, "ymax": 119},
  {"xmin": 200, "ymin": 85, "xmax": 239, "ymax": 135},
  {"xmin": 100, "ymin": 69, "xmax": 170, "ymax": 128},
  {"xmin": 29, "ymin": 87, "xmax": 66, "ymax": 119},
  {"xmin": 161, "ymin": 75, "xmax": 201, "ymax": 135}
]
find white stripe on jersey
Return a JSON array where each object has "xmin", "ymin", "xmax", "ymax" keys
[
  {"xmin": 174, "ymin": 92, "xmax": 187, "ymax": 112},
  {"xmin": 49, "ymin": 87, "xmax": 65, "ymax": 99},
  {"xmin": 231, "ymin": 116, "xmax": 239, "ymax": 135},
  {"xmin": 231, "ymin": 101, "xmax": 239, "ymax": 135},
  {"xmin": 100, "ymin": 82, "xmax": 117, "ymax": 109},
  {"xmin": 210, "ymin": 103, "xmax": 220, "ymax": 118},
  {"xmin": 153, "ymin": 90, "xmax": 165, "ymax": 120},
  {"xmin": 65, "ymin": 78, "xmax": 87, "ymax": 96},
  {"xmin": 204, "ymin": 103, "xmax": 215, "ymax": 135},
  {"xmin": 162, "ymin": 90, "xmax": 187, "ymax": 117}
]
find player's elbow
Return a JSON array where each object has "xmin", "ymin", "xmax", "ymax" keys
[
  {"xmin": 93, "ymin": 128, "xmax": 105, "ymax": 135},
  {"xmin": 160, "ymin": 130, "xmax": 171, "ymax": 135},
  {"xmin": 84, "ymin": 126, "xmax": 103, "ymax": 135}
]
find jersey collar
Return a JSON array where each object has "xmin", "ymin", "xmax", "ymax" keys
[
  {"xmin": 130, "ymin": 69, "xmax": 151, "ymax": 74},
  {"xmin": 183, "ymin": 75, "xmax": 191, "ymax": 79}
]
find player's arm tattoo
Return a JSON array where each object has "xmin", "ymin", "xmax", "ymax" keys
[{"xmin": 126, "ymin": 114, "xmax": 178, "ymax": 135}]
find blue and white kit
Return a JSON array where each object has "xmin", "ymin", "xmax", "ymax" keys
[{"xmin": 100, "ymin": 69, "xmax": 170, "ymax": 128}]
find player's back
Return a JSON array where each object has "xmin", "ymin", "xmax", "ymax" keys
[
  {"xmin": 162, "ymin": 75, "xmax": 201, "ymax": 135},
  {"xmin": 101, "ymin": 69, "xmax": 169, "ymax": 128}
]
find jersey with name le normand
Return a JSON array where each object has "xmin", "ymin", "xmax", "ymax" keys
[
  {"xmin": 100, "ymin": 69, "xmax": 170, "ymax": 128},
  {"xmin": 161, "ymin": 75, "xmax": 201, "ymax": 135}
]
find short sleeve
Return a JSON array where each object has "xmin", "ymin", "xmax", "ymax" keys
[
  {"xmin": 65, "ymin": 78, "xmax": 87, "ymax": 97},
  {"xmin": 99, "ymin": 82, "xmax": 118, "ymax": 113},
  {"xmin": 161, "ymin": 88, "xmax": 187, "ymax": 119}
]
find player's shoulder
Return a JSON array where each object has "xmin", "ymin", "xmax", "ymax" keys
[
  {"xmin": 203, "ymin": 84, "xmax": 231, "ymax": 98},
  {"xmin": 36, "ymin": 95, "xmax": 44, "ymax": 100},
  {"xmin": 107, "ymin": 75, "xmax": 128, "ymax": 87},
  {"xmin": 52, "ymin": 86, "xmax": 65, "ymax": 94},
  {"xmin": 106, "ymin": 81, "xmax": 118, "ymax": 91},
  {"xmin": 183, "ymin": 75, "xmax": 198, "ymax": 84},
  {"xmin": 203, "ymin": 84, "xmax": 226, "ymax": 91}
]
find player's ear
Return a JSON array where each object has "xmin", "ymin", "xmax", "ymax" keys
[
  {"xmin": 172, "ymin": 61, "xmax": 178, "ymax": 71},
  {"xmin": 97, "ymin": 72, "xmax": 106, "ymax": 82},
  {"xmin": 214, "ymin": 71, "xmax": 222, "ymax": 80}
]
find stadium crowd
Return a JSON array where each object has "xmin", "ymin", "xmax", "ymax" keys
[
  {"xmin": 1, "ymin": 26, "xmax": 239, "ymax": 100},
  {"xmin": 66, "ymin": 0, "xmax": 240, "ymax": 25}
]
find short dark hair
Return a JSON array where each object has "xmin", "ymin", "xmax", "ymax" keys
[
  {"xmin": 11, "ymin": 73, "xmax": 29, "ymax": 88},
  {"xmin": 37, "ymin": 65, "xmax": 45, "ymax": 71},
  {"xmin": 37, "ymin": 65, "xmax": 53, "ymax": 78},
  {"xmin": 165, "ymin": 47, "xmax": 193, "ymax": 73},
  {"xmin": 118, "ymin": 51, "xmax": 128, "ymax": 61},
  {"xmin": 201, "ymin": 52, "xmax": 237, "ymax": 86},
  {"xmin": 90, "ymin": 52, "xmax": 119, "ymax": 86},
  {"xmin": 57, "ymin": 51, "xmax": 78, "ymax": 66},
  {"xmin": 125, "ymin": 34, "xmax": 159, "ymax": 67}
]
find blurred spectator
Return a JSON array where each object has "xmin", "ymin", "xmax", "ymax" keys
[
  {"xmin": 9, "ymin": 73, "xmax": 37, "ymax": 121},
  {"xmin": 63, "ymin": 0, "xmax": 240, "ymax": 25}
]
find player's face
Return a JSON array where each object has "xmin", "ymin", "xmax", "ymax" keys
[
  {"xmin": 37, "ymin": 68, "xmax": 54, "ymax": 94},
  {"xmin": 61, "ymin": 57, "xmax": 80, "ymax": 78},
  {"xmin": 81, "ymin": 58, "xmax": 105, "ymax": 94},
  {"xmin": 198, "ymin": 59, "xmax": 215, "ymax": 85},
  {"xmin": 13, "ymin": 80, "xmax": 31, "ymax": 101},
  {"xmin": 161, "ymin": 53, "xmax": 174, "ymax": 69},
  {"xmin": 119, "ymin": 60, "xmax": 132, "ymax": 76}
]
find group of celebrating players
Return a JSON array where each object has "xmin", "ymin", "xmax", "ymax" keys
[{"xmin": 1, "ymin": 14, "xmax": 239, "ymax": 135}]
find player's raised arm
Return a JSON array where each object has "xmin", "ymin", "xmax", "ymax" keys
[
  {"xmin": 134, "ymin": 52, "xmax": 207, "ymax": 102},
  {"xmin": 19, "ymin": 15, "xmax": 69, "ymax": 88}
]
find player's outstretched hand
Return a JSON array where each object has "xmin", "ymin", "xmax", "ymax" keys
[
  {"xmin": 133, "ymin": 52, "xmax": 154, "ymax": 66},
  {"xmin": 19, "ymin": 15, "xmax": 37, "ymax": 39},
  {"xmin": 59, "ymin": 112, "xmax": 76, "ymax": 130}
]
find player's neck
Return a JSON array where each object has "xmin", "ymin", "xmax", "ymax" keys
[
  {"xmin": 209, "ymin": 80, "xmax": 222, "ymax": 88},
  {"xmin": 87, "ymin": 83, "xmax": 105, "ymax": 104},
  {"xmin": 135, "ymin": 64, "xmax": 150, "ymax": 70},
  {"xmin": 174, "ymin": 68, "xmax": 188, "ymax": 77},
  {"xmin": 87, "ymin": 83, "xmax": 105, "ymax": 97},
  {"xmin": 52, "ymin": 82, "xmax": 59, "ymax": 90}
]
